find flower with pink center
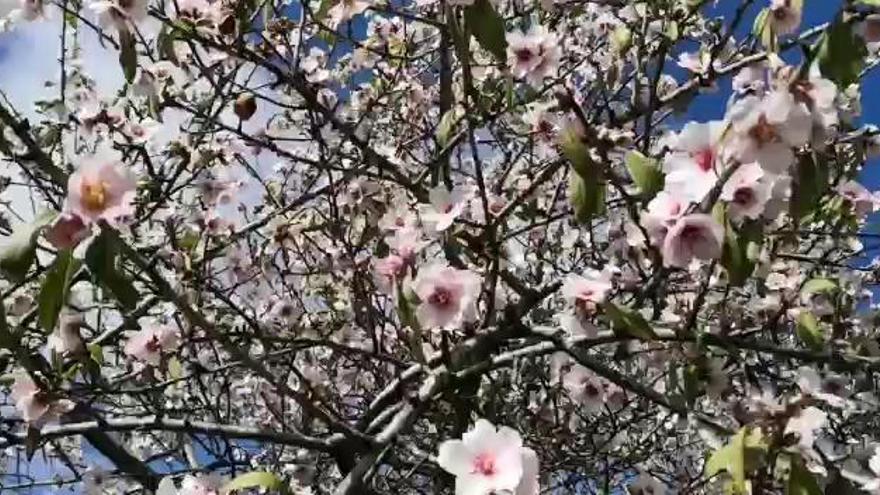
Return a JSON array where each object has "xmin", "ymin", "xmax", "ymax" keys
[
  {"xmin": 561, "ymin": 364, "xmax": 608, "ymax": 413},
  {"xmin": 661, "ymin": 214, "xmax": 724, "ymax": 268},
  {"xmin": 378, "ymin": 200, "xmax": 419, "ymax": 232},
  {"xmin": 373, "ymin": 254, "xmax": 406, "ymax": 294},
  {"xmin": 437, "ymin": 419, "xmax": 538, "ymax": 495},
  {"xmin": 44, "ymin": 212, "xmax": 89, "ymax": 249},
  {"xmin": 663, "ymin": 121, "xmax": 725, "ymax": 202},
  {"xmin": 66, "ymin": 157, "xmax": 137, "ymax": 226},
  {"xmin": 386, "ymin": 227, "xmax": 428, "ymax": 261},
  {"xmin": 419, "ymin": 185, "xmax": 471, "ymax": 233},
  {"xmin": 506, "ymin": 25, "xmax": 561, "ymax": 87},
  {"xmin": 124, "ymin": 324, "xmax": 181, "ymax": 366},
  {"xmin": 561, "ymin": 270, "xmax": 612, "ymax": 316},
  {"xmin": 727, "ymin": 90, "xmax": 812, "ymax": 173},
  {"xmin": 640, "ymin": 192, "xmax": 686, "ymax": 247},
  {"xmin": 837, "ymin": 180, "xmax": 880, "ymax": 218},
  {"xmin": 411, "ymin": 263, "xmax": 481, "ymax": 330},
  {"xmin": 769, "ymin": 0, "xmax": 802, "ymax": 36},
  {"xmin": 10, "ymin": 373, "xmax": 74, "ymax": 427},
  {"xmin": 720, "ymin": 162, "xmax": 773, "ymax": 221}
]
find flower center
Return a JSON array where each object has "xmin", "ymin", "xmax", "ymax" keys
[
  {"xmin": 583, "ymin": 382, "xmax": 601, "ymax": 398},
  {"xmin": 472, "ymin": 453, "xmax": 497, "ymax": 476},
  {"xmin": 748, "ymin": 115, "xmax": 780, "ymax": 147},
  {"xmin": 81, "ymin": 181, "xmax": 109, "ymax": 212},
  {"xmin": 145, "ymin": 335, "xmax": 162, "ymax": 353},
  {"xmin": 680, "ymin": 224, "xmax": 703, "ymax": 242},
  {"xmin": 515, "ymin": 48, "xmax": 534, "ymax": 63},
  {"xmin": 428, "ymin": 287, "xmax": 452, "ymax": 307},
  {"xmin": 733, "ymin": 187, "xmax": 754, "ymax": 206},
  {"xmin": 693, "ymin": 149, "xmax": 714, "ymax": 173}
]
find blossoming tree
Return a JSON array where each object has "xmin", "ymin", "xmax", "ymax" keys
[{"xmin": 2, "ymin": 0, "xmax": 880, "ymax": 492}]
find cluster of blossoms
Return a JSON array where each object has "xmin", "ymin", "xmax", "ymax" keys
[{"xmin": 4, "ymin": 0, "xmax": 880, "ymax": 494}]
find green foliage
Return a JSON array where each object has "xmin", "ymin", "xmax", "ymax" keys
[
  {"xmin": 84, "ymin": 231, "xmax": 139, "ymax": 310},
  {"xmin": 787, "ymin": 456, "xmax": 823, "ymax": 495},
  {"xmin": 624, "ymin": 150, "xmax": 664, "ymax": 201},
  {"xmin": 0, "ymin": 210, "xmax": 57, "ymax": 283},
  {"xmin": 817, "ymin": 20, "xmax": 867, "ymax": 88},
  {"xmin": 602, "ymin": 302, "xmax": 658, "ymax": 340},
  {"xmin": 38, "ymin": 250, "xmax": 81, "ymax": 332},
  {"xmin": 796, "ymin": 311, "xmax": 825, "ymax": 351},
  {"xmin": 720, "ymin": 215, "xmax": 762, "ymax": 287},
  {"xmin": 464, "ymin": 0, "xmax": 507, "ymax": 62},
  {"xmin": 223, "ymin": 471, "xmax": 290, "ymax": 494},
  {"xmin": 705, "ymin": 427, "xmax": 768, "ymax": 494},
  {"xmin": 119, "ymin": 29, "xmax": 138, "ymax": 84}
]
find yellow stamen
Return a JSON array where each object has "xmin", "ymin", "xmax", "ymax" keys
[{"xmin": 81, "ymin": 181, "xmax": 109, "ymax": 212}]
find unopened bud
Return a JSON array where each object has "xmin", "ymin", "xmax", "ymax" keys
[{"xmin": 234, "ymin": 93, "xmax": 257, "ymax": 121}]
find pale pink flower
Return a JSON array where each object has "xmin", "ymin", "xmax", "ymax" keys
[
  {"xmin": 386, "ymin": 227, "xmax": 428, "ymax": 261},
  {"xmin": 640, "ymin": 192, "xmax": 686, "ymax": 247},
  {"xmin": 791, "ymin": 67, "xmax": 839, "ymax": 134},
  {"xmin": 663, "ymin": 121, "xmax": 725, "ymax": 202},
  {"xmin": 89, "ymin": 0, "xmax": 147, "ymax": 30},
  {"xmin": 727, "ymin": 91, "xmax": 812, "ymax": 173},
  {"xmin": 769, "ymin": 0, "xmax": 802, "ymax": 36},
  {"xmin": 561, "ymin": 364, "xmax": 607, "ymax": 413},
  {"xmin": 720, "ymin": 162, "xmax": 773, "ymax": 221},
  {"xmin": 327, "ymin": 0, "xmax": 370, "ymax": 28},
  {"xmin": 411, "ymin": 263, "xmax": 481, "ymax": 330},
  {"xmin": 10, "ymin": 373, "xmax": 73, "ymax": 427},
  {"xmin": 732, "ymin": 63, "xmax": 767, "ymax": 94},
  {"xmin": 661, "ymin": 214, "xmax": 724, "ymax": 268},
  {"xmin": 378, "ymin": 201, "xmax": 419, "ymax": 232},
  {"xmin": 437, "ymin": 419, "xmax": 533, "ymax": 495},
  {"xmin": 47, "ymin": 310, "xmax": 85, "ymax": 355},
  {"xmin": 180, "ymin": 474, "xmax": 224, "ymax": 495},
  {"xmin": 44, "ymin": 212, "xmax": 89, "ymax": 249},
  {"xmin": 66, "ymin": 158, "xmax": 137, "ymax": 225},
  {"xmin": 506, "ymin": 25, "xmax": 561, "ymax": 86},
  {"xmin": 373, "ymin": 254, "xmax": 406, "ymax": 294},
  {"xmin": 419, "ymin": 185, "xmax": 470, "ymax": 233},
  {"xmin": 561, "ymin": 270, "xmax": 612, "ymax": 315},
  {"xmin": 837, "ymin": 180, "xmax": 880, "ymax": 217},
  {"xmin": 124, "ymin": 325, "xmax": 181, "ymax": 366}
]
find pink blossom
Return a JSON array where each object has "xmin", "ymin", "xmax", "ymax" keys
[
  {"xmin": 327, "ymin": 0, "xmax": 370, "ymax": 28},
  {"xmin": 386, "ymin": 227, "xmax": 428, "ymax": 261},
  {"xmin": 561, "ymin": 270, "xmax": 612, "ymax": 316},
  {"xmin": 66, "ymin": 158, "xmax": 137, "ymax": 225},
  {"xmin": 769, "ymin": 0, "xmax": 802, "ymax": 36},
  {"xmin": 720, "ymin": 162, "xmax": 773, "ymax": 221},
  {"xmin": 373, "ymin": 254, "xmax": 406, "ymax": 294},
  {"xmin": 661, "ymin": 214, "xmax": 724, "ymax": 268},
  {"xmin": 10, "ymin": 373, "xmax": 73, "ymax": 427},
  {"xmin": 663, "ymin": 121, "xmax": 725, "ymax": 202},
  {"xmin": 89, "ymin": 0, "xmax": 147, "ymax": 30},
  {"xmin": 727, "ymin": 91, "xmax": 812, "ymax": 173},
  {"xmin": 124, "ymin": 325, "xmax": 181, "ymax": 366},
  {"xmin": 44, "ymin": 212, "xmax": 89, "ymax": 249},
  {"xmin": 837, "ymin": 180, "xmax": 880, "ymax": 217},
  {"xmin": 378, "ymin": 200, "xmax": 419, "ymax": 232},
  {"xmin": 640, "ymin": 192, "xmax": 686, "ymax": 247},
  {"xmin": 506, "ymin": 25, "xmax": 561, "ymax": 86},
  {"xmin": 411, "ymin": 263, "xmax": 481, "ymax": 330},
  {"xmin": 437, "ymin": 419, "xmax": 537, "ymax": 495},
  {"xmin": 419, "ymin": 185, "xmax": 470, "ymax": 233}
]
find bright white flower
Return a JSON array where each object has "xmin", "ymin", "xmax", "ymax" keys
[
  {"xmin": 123, "ymin": 324, "xmax": 181, "ymax": 366},
  {"xmin": 720, "ymin": 162, "xmax": 773, "ymax": 221},
  {"xmin": 784, "ymin": 406, "xmax": 827, "ymax": 451},
  {"xmin": 727, "ymin": 91, "xmax": 812, "ymax": 173},
  {"xmin": 663, "ymin": 121, "xmax": 725, "ymax": 202},
  {"xmin": 791, "ymin": 68, "xmax": 839, "ymax": 134},
  {"xmin": 561, "ymin": 364, "xmax": 607, "ymax": 413},
  {"xmin": 419, "ymin": 185, "xmax": 470, "ymax": 233},
  {"xmin": 437, "ymin": 419, "xmax": 536, "ymax": 495},
  {"xmin": 411, "ymin": 263, "xmax": 481, "ymax": 330},
  {"xmin": 661, "ymin": 214, "xmax": 724, "ymax": 268},
  {"xmin": 506, "ymin": 25, "xmax": 561, "ymax": 86},
  {"xmin": 89, "ymin": 0, "xmax": 147, "ymax": 30},
  {"xmin": 796, "ymin": 366, "xmax": 848, "ymax": 408}
]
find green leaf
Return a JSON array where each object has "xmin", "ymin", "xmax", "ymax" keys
[
  {"xmin": 753, "ymin": 8, "xmax": 776, "ymax": 52},
  {"xmin": 611, "ymin": 26, "xmax": 632, "ymax": 55},
  {"xmin": 119, "ymin": 29, "xmax": 138, "ymax": 84},
  {"xmin": 87, "ymin": 343, "xmax": 104, "ymax": 365},
  {"xmin": 38, "ymin": 250, "xmax": 81, "ymax": 332},
  {"xmin": 817, "ymin": 20, "xmax": 867, "ymax": 88},
  {"xmin": 857, "ymin": 0, "xmax": 880, "ymax": 5},
  {"xmin": 436, "ymin": 109, "xmax": 458, "ymax": 149},
  {"xmin": 314, "ymin": 0, "xmax": 336, "ymax": 21},
  {"xmin": 801, "ymin": 278, "xmax": 837, "ymax": 297},
  {"xmin": 796, "ymin": 311, "xmax": 825, "ymax": 352},
  {"xmin": 84, "ymin": 231, "xmax": 139, "ymax": 310},
  {"xmin": 625, "ymin": 150, "xmax": 664, "ymax": 200},
  {"xmin": 787, "ymin": 456, "xmax": 822, "ymax": 495},
  {"xmin": 223, "ymin": 471, "xmax": 288, "ymax": 494},
  {"xmin": 464, "ymin": 0, "xmax": 507, "ymax": 62},
  {"xmin": 167, "ymin": 356, "xmax": 183, "ymax": 379},
  {"xmin": 0, "ymin": 211, "xmax": 57, "ymax": 283},
  {"xmin": 602, "ymin": 302, "xmax": 658, "ymax": 340},
  {"xmin": 569, "ymin": 173, "xmax": 605, "ymax": 224},
  {"xmin": 705, "ymin": 427, "xmax": 767, "ymax": 494},
  {"xmin": 790, "ymin": 153, "xmax": 828, "ymax": 220},
  {"xmin": 721, "ymin": 216, "xmax": 763, "ymax": 287}
]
